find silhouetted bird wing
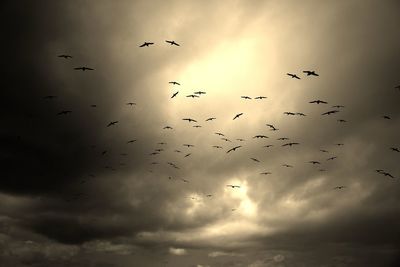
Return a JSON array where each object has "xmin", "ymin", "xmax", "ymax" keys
[{"xmin": 233, "ymin": 113, "xmax": 243, "ymax": 120}]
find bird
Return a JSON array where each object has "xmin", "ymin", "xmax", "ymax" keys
[
  {"xmin": 186, "ymin": 94, "xmax": 199, "ymax": 98},
  {"xmin": 181, "ymin": 179, "xmax": 189, "ymax": 183},
  {"xmin": 165, "ymin": 40, "xmax": 180, "ymax": 46},
  {"xmin": 390, "ymin": 147, "xmax": 399, "ymax": 152},
  {"xmin": 183, "ymin": 144, "xmax": 194, "ymax": 147},
  {"xmin": 226, "ymin": 185, "xmax": 240, "ymax": 188},
  {"xmin": 74, "ymin": 67, "xmax": 94, "ymax": 71},
  {"xmin": 182, "ymin": 118, "xmax": 197, "ymax": 123},
  {"xmin": 308, "ymin": 161, "xmax": 321, "ymax": 164},
  {"xmin": 107, "ymin": 121, "xmax": 118, "ymax": 127},
  {"xmin": 333, "ymin": 186, "xmax": 346, "ymax": 190},
  {"xmin": 158, "ymin": 142, "xmax": 167, "ymax": 145},
  {"xmin": 169, "ymin": 81, "xmax": 181, "ymax": 85},
  {"xmin": 337, "ymin": 119, "xmax": 347, "ymax": 123},
  {"xmin": 194, "ymin": 91, "xmax": 206, "ymax": 95},
  {"xmin": 303, "ymin": 70, "xmax": 319, "ymax": 76},
  {"xmin": 57, "ymin": 110, "xmax": 72, "ymax": 115},
  {"xmin": 277, "ymin": 137, "xmax": 289, "ymax": 140},
  {"xmin": 139, "ymin": 42, "xmax": 154, "ymax": 47},
  {"xmin": 250, "ymin": 158, "xmax": 260, "ymax": 162},
  {"xmin": 327, "ymin": 156, "xmax": 337, "ymax": 161},
  {"xmin": 90, "ymin": 104, "xmax": 97, "ymax": 107},
  {"xmin": 206, "ymin": 117, "xmax": 216, "ymax": 121},
  {"xmin": 282, "ymin": 164, "xmax": 293, "ymax": 168},
  {"xmin": 322, "ymin": 110, "xmax": 339, "ymax": 115},
  {"xmin": 126, "ymin": 102, "xmax": 136, "ymax": 106},
  {"xmin": 171, "ymin": 91, "xmax": 179, "ymax": 98},
  {"xmin": 332, "ymin": 105, "xmax": 345, "ymax": 108},
  {"xmin": 101, "ymin": 150, "xmax": 107, "ymax": 155},
  {"xmin": 236, "ymin": 138, "xmax": 245, "ymax": 141},
  {"xmin": 284, "ymin": 112, "xmax": 295, "ymax": 115},
  {"xmin": 241, "ymin": 96, "xmax": 252, "ymax": 99},
  {"xmin": 212, "ymin": 145, "xmax": 223, "ymax": 149},
  {"xmin": 127, "ymin": 139, "xmax": 137, "ymax": 144},
  {"xmin": 58, "ymin": 54, "xmax": 72, "ymax": 59},
  {"xmin": 260, "ymin": 172, "xmax": 272, "ymax": 175},
  {"xmin": 221, "ymin": 138, "xmax": 231, "ymax": 142},
  {"xmin": 320, "ymin": 149, "xmax": 329, "ymax": 153},
  {"xmin": 206, "ymin": 194, "xmax": 213, "ymax": 197},
  {"xmin": 227, "ymin": 146, "xmax": 242, "ymax": 153},
  {"xmin": 287, "ymin": 73, "xmax": 300, "ymax": 79},
  {"xmin": 184, "ymin": 153, "xmax": 191, "ymax": 158},
  {"xmin": 43, "ymin": 95, "xmax": 57, "ymax": 99},
  {"xmin": 215, "ymin": 132, "xmax": 225, "ymax": 136},
  {"xmin": 163, "ymin": 126, "xmax": 173, "ymax": 129},
  {"xmin": 193, "ymin": 125, "xmax": 202, "ymax": 128},
  {"xmin": 149, "ymin": 152, "xmax": 159, "ymax": 156},
  {"xmin": 282, "ymin": 142, "xmax": 299, "ymax": 147},
  {"xmin": 335, "ymin": 143, "xmax": 344, "ymax": 146},
  {"xmin": 296, "ymin": 112, "xmax": 306, "ymax": 116},
  {"xmin": 263, "ymin": 144, "xmax": 273, "ymax": 148},
  {"xmin": 382, "ymin": 115, "xmax": 391, "ymax": 120},
  {"xmin": 174, "ymin": 150, "xmax": 181, "ymax": 153},
  {"xmin": 309, "ymin": 100, "xmax": 327, "ymax": 104},
  {"xmin": 233, "ymin": 113, "xmax": 243, "ymax": 120},
  {"xmin": 266, "ymin": 124, "xmax": 278, "ymax": 131},
  {"xmin": 253, "ymin": 135, "xmax": 268, "ymax": 139},
  {"xmin": 382, "ymin": 172, "xmax": 395, "ymax": 178},
  {"xmin": 255, "ymin": 96, "xmax": 267, "ymax": 99}
]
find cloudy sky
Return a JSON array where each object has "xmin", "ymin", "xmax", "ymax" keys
[{"xmin": 2, "ymin": 0, "xmax": 400, "ymax": 266}]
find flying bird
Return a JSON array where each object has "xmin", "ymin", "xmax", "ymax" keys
[
  {"xmin": 284, "ymin": 112, "xmax": 295, "ymax": 115},
  {"xmin": 253, "ymin": 135, "xmax": 268, "ymax": 139},
  {"xmin": 241, "ymin": 96, "xmax": 252, "ymax": 99},
  {"xmin": 308, "ymin": 161, "xmax": 321, "ymax": 165},
  {"xmin": 260, "ymin": 172, "xmax": 272, "ymax": 175},
  {"xmin": 165, "ymin": 40, "xmax": 180, "ymax": 46},
  {"xmin": 186, "ymin": 94, "xmax": 200, "ymax": 98},
  {"xmin": 183, "ymin": 144, "xmax": 194, "ymax": 147},
  {"xmin": 90, "ymin": 104, "xmax": 97, "ymax": 107},
  {"xmin": 255, "ymin": 96, "xmax": 267, "ymax": 99},
  {"xmin": 212, "ymin": 145, "xmax": 223, "ymax": 149},
  {"xmin": 382, "ymin": 115, "xmax": 391, "ymax": 120},
  {"xmin": 322, "ymin": 110, "xmax": 339, "ymax": 115},
  {"xmin": 303, "ymin": 70, "xmax": 319, "ymax": 76},
  {"xmin": 296, "ymin": 112, "xmax": 306, "ymax": 116},
  {"xmin": 169, "ymin": 81, "xmax": 181, "ymax": 85},
  {"xmin": 126, "ymin": 102, "xmax": 136, "ymax": 106},
  {"xmin": 215, "ymin": 132, "xmax": 225, "ymax": 136},
  {"xmin": 327, "ymin": 156, "xmax": 337, "ymax": 161},
  {"xmin": 184, "ymin": 153, "xmax": 191, "ymax": 158},
  {"xmin": 333, "ymin": 186, "xmax": 346, "ymax": 190},
  {"xmin": 282, "ymin": 142, "xmax": 299, "ymax": 147},
  {"xmin": 282, "ymin": 164, "xmax": 293, "ymax": 168},
  {"xmin": 227, "ymin": 146, "xmax": 242, "ymax": 153},
  {"xmin": 171, "ymin": 91, "xmax": 179, "ymax": 98},
  {"xmin": 263, "ymin": 144, "xmax": 273, "ymax": 148},
  {"xmin": 127, "ymin": 139, "xmax": 137, "ymax": 144},
  {"xmin": 74, "ymin": 67, "xmax": 94, "ymax": 71},
  {"xmin": 390, "ymin": 147, "xmax": 400, "ymax": 152},
  {"xmin": 277, "ymin": 137, "xmax": 289, "ymax": 140},
  {"xmin": 139, "ymin": 42, "xmax": 154, "ymax": 47},
  {"xmin": 336, "ymin": 143, "xmax": 344, "ymax": 146},
  {"xmin": 320, "ymin": 149, "xmax": 329, "ymax": 153},
  {"xmin": 206, "ymin": 117, "xmax": 216, "ymax": 121},
  {"xmin": 309, "ymin": 100, "xmax": 327, "ymax": 104},
  {"xmin": 194, "ymin": 91, "xmax": 206, "ymax": 95},
  {"xmin": 287, "ymin": 73, "xmax": 300, "ymax": 79},
  {"xmin": 193, "ymin": 125, "xmax": 202, "ymax": 128},
  {"xmin": 236, "ymin": 138, "xmax": 245, "ymax": 141},
  {"xmin": 250, "ymin": 158, "xmax": 260, "ymax": 162},
  {"xmin": 332, "ymin": 105, "xmax": 345, "ymax": 108},
  {"xmin": 233, "ymin": 113, "xmax": 243, "ymax": 120},
  {"xmin": 107, "ymin": 121, "xmax": 119, "ymax": 127},
  {"xmin": 163, "ymin": 126, "xmax": 173, "ymax": 129},
  {"xmin": 382, "ymin": 172, "xmax": 395, "ymax": 178},
  {"xmin": 182, "ymin": 118, "xmax": 197, "ymax": 123},
  {"xmin": 337, "ymin": 119, "xmax": 347, "ymax": 123},
  {"xmin": 57, "ymin": 110, "xmax": 72, "ymax": 115},
  {"xmin": 58, "ymin": 54, "xmax": 72, "ymax": 59},
  {"xmin": 266, "ymin": 124, "xmax": 278, "ymax": 131},
  {"xmin": 221, "ymin": 138, "xmax": 231, "ymax": 142},
  {"xmin": 226, "ymin": 185, "xmax": 240, "ymax": 188}
]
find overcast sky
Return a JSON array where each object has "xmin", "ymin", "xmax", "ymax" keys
[{"xmin": 1, "ymin": 0, "xmax": 400, "ymax": 266}]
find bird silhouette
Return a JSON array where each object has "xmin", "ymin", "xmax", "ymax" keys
[
  {"xmin": 171, "ymin": 91, "xmax": 179, "ymax": 98},
  {"xmin": 303, "ymin": 70, "xmax": 319, "ymax": 76},
  {"xmin": 320, "ymin": 149, "xmax": 329, "ymax": 153},
  {"xmin": 57, "ymin": 110, "xmax": 72, "ymax": 115},
  {"xmin": 236, "ymin": 138, "xmax": 245, "ymax": 141},
  {"xmin": 333, "ymin": 186, "xmax": 346, "ymax": 190},
  {"xmin": 382, "ymin": 172, "xmax": 395, "ymax": 178},
  {"xmin": 226, "ymin": 185, "xmax": 240, "ymax": 188},
  {"xmin": 282, "ymin": 164, "xmax": 293, "ymax": 168},
  {"xmin": 212, "ymin": 145, "xmax": 223, "ymax": 149},
  {"xmin": 165, "ymin": 40, "xmax": 180, "ymax": 46},
  {"xmin": 382, "ymin": 115, "xmax": 391, "ymax": 120},
  {"xmin": 327, "ymin": 156, "xmax": 337, "ymax": 161},
  {"xmin": 332, "ymin": 105, "xmax": 345, "ymax": 108},
  {"xmin": 169, "ymin": 81, "xmax": 181, "ymax": 85},
  {"xmin": 74, "ymin": 67, "xmax": 94, "ymax": 71},
  {"xmin": 296, "ymin": 112, "xmax": 306, "ymax": 116},
  {"xmin": 337, "ymin": 119, "xmax": 347, "ymax": 123},
  {"xmin": 215, "ymin": 132, "xmax": 225, "ymax": 136},
  {"xmin": 163, "ymin": 126, "xmax": 173, "ymax": 129},
  {"xmin": 284, "ymin": 112, "xmax": 295, "ymax": 115},
  {"xmin": 221, "ymin": 138, "xmax": 231, "ymax": 142},
  {"xmin": 139, "ymin": 42, "xmax": 154, "ymax": 47},
  {"xmin": 390, "ymin": 147, "xmax": 400, "ymax": 152},
  {"xmin": 287, "ymin": 73, "xmax": 300, "ymax": 79},
  {"xmin": 277, "ymin": 137, "xmax": 289, "ymax": 140},
  {"xmin": 227, "ymin": 146, "xmax": 242, "ymax": 153},
  {"xmin": 263, "ymin": 144, "xmax": 273, "ymax": 148},
  {"xmin": 126, "ymin": 102, "xmax": 136, "ymax": 106},
  {"xmin": 260, "ymin": 172, "xmax": 272, "ymax": 175},
  {"xmin": 255, "ymin": 96, "xmax": 267, "ymax": 99},
  {"xmin": 58, "ymin": 54, "xmax": 72, "ymax": 59},
  {"xmin": 194, "ymin": 91, "xmax": 206, "ymax": 95},
  {"xmin": 309, "ymin": 100, "xmax": 327, "ymax": 104},
  {"xmin": 107, "ymin": 121, "xmax": 118, "ymax": 127},
  {"xmin": 308, "ymin": 161, "xmax": 321, "ymax": 164},
  {"xmin": 90, "ymin": 104, "xmax": 97, "ymax": 107},
  {"xmin": 282, "ymin": 142, "xmax": 299, "ymax": 147},
  {"xmin": 127, "ymin": 139, "xmax": 137, "ymax": 144},
  {"xmin": 183, "ymin": 144, "xmax": 194, "ymax": 147},
  {"xmin": 182, "ymin": 118, "xmax": 197, "ymax": 123},
  {"xmin": 187, "ymin": 94, "xmax": 199, "ymax": 98},
  {"xmin": 193, "ymin": 125, "xmax": 202, "ymax": 128},
  {"xmin": 253, "ymin": 135, "xmax": 268, "ymax": 139},
  {"xmin": 336, "ymin": 143, "xmax": 344, "ymax": 146},
  {"xmin": 184, "ymin": 153, "xmax": 191, "ymax": 158},
  {"xmin": 322, "ymin": 110, "xmax": 339, "ymax": 115},
  {"xmin": 266, "ymin": 124, "xmax": 278, "ymax": 131},
  {"xmin": 233, "ymin": 113, "xmax": 243, "ymax": 120},
  {"xmin": 241, "ymin": 96, "xmax": 252, "ymax": 99},
  {"xmin": 206, "ymin": 117, "xmax": 216, "ymax": 121},
  {"xmin": 250, "ymin": 158, "xmax": 260, "ymax": 162}
]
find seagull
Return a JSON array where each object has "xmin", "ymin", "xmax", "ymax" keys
[
  {"xmin": 308, "ymin": 161, "xmax": 321, "ymax": 164},
  {"xmin": 309, "ymin": 100, "xmax": 327, "ymax": 104},
  {"xmin": 333, "ymin": 186, "xmax": 346, "ymax": 190},
  {"xmin": 57, "ymin": 110, "xmax": 72, "ymax": 115},
  {"xmin": 194, "ymin": 91, "xmax": 206, "ymax": 95},
  {"xmin": 58, "ymin": 54, "xmax": 72, "ymax": 59},
  {"xmin": 336, "ymin": 143, "xmax": 344, "ymax": 146},
  {"xmin": 284, "ymin": 112, "xmax": 295, "ymax": 115},
  {"xmin": 287, "ymin": 73, "xmax": 300, "ymax": 79},
  {"xmin": 206, "ymin": 117, "xmax": 216, "ymax": 121},
  {"xmin": 158, "ymin": 142, "xmax": 167, "ymax": 145},
  {"xmin": 337, "ymin": 119, "xmax": 347, "ymax": 123},
  {"xmin": 236, "ymin": 138, "xmax": 245, "ymax": 141},
  {"xmin": 250, "ymin": 158, "xmax": 260, "ymax": 162},
  {"xmin": 327, "ymin": 156, "xmax": 337, "ymax": 161},
  {"xmin": 171, "ymin": 91, "xmax": 179, "ymax": 98},
  {"xmin": 322, "ymin": 110, "xmax": 339, "ymax": 115},
  {"xmin": 221, "ymin": 138, "xmax": 231, "ymax": 142},
  {"xmin": 260, "ymin": 172, "xmax": 272, "ymax": 175},
  {"xmin": 320, "ymin": 149, "xmax": 329, "ymax": 153},
  {"xmin": 277, "ymin": 137, "xmax": 289, "ymax": 140},
  {"xmin": 255, "ymin": 96, "xmax": 267, "ymax": 99},
  {"xmin": 74, "ymin": 67, "xmax": 94, "ymax": 71},
  {"xmin": 253, "ymin": 135, "xmax": 268, "ymax": 139},
  {"xmin": 126, "ymin": 102, "xmax": 136, "ymax": 106},
  {"xmin": 107, "ymin": 121, "xmax": 118, "ymax": 127},
  {"xmin": 183, "ymin": 144, "xmax": 194, "ymax": 147},
  {"xmin": 282, "ymin": 164, "xmax": 293, "ymax": 168},
  {"xmin": 296, "ymin": 112, "xmax": 306, "ymax": 116},
  {"xmin": 263, "ymin": 144, "xmax": 273, "ymax": 148},
  {"xmin": 182, "ymin": 118, "xmax": 197, "ymax": 123},
  {"xmin": 241, "ymin": 96, "xmax": 252, "ymax": 99},
  {"xmin": 382, "ymin": 115, "xmax": 391, "ymax": 120},
  {"xmin": 127, "ymin": 139, "xmax": 137, "ymax": 144},
  {"xmin": 169, "ymin": 81, "xmax": 181, "ymax": 85},
  {"xmin": 193, "ymin": 125, "xmax": 202, "ymax": 128},
  {"xmin": 332, "ymin": 105, "xmax": 345, "ymax": 108},
  {"xmin": 139, "ymin": 42, "xmax": 154, "ymax": 47},
  {"xmin": 226, "ymin": 185, "xmax": 241, "ymax": 188},
  {"xmin": 303, "ymin": 70, "xmax": 319, "ymax": 76},
  {"xmin": 163, "ymin": 126, "xmax": 173, "ymax": 129},
  {"xmin": 233, "ymin": 113, "xmax": 243, "ymax": 120},
  {"xmin": 227, "ymin": 146, "xmax": 242, "ymax": 153},
  {"xmin": 215, "ymin": 132, "xmax": 225, "ymax": 136},
  {"xmin": 186, "ymin": 94, "xmax": 200, "ymax": 98},
  {"xmin": 282, "ymin": 142, "xmax": 299, "ymax": 147},
  {"xmin": 165, "ymin": 40, "xmax": 180, "ymax": 46},
  {"xmin": 382, "ymin": 172, "xmax": 395, "ymax": 178},
  {"xmin": 212, "ymin": 145, "xmax": 223, "ymax": 149},
  {"xmin": 184, "ymin": 153, "xmax": 191, "ymax": 157},
  {"xmin": 390, "ymin": 147, "xmax": 400, "ymax": 152},
  {"xmin": 266, "ymin": 124, "xmax": 278, "ymax": 131}
]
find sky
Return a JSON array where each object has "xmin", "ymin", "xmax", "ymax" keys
[{"xmin": 1, "ymin": 0, "xmax": 400, "ymax": 266}]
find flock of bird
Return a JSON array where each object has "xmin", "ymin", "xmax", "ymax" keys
[{"xmin": 50, "ymin": 40, "xmax": 399, "ymax": 205}]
